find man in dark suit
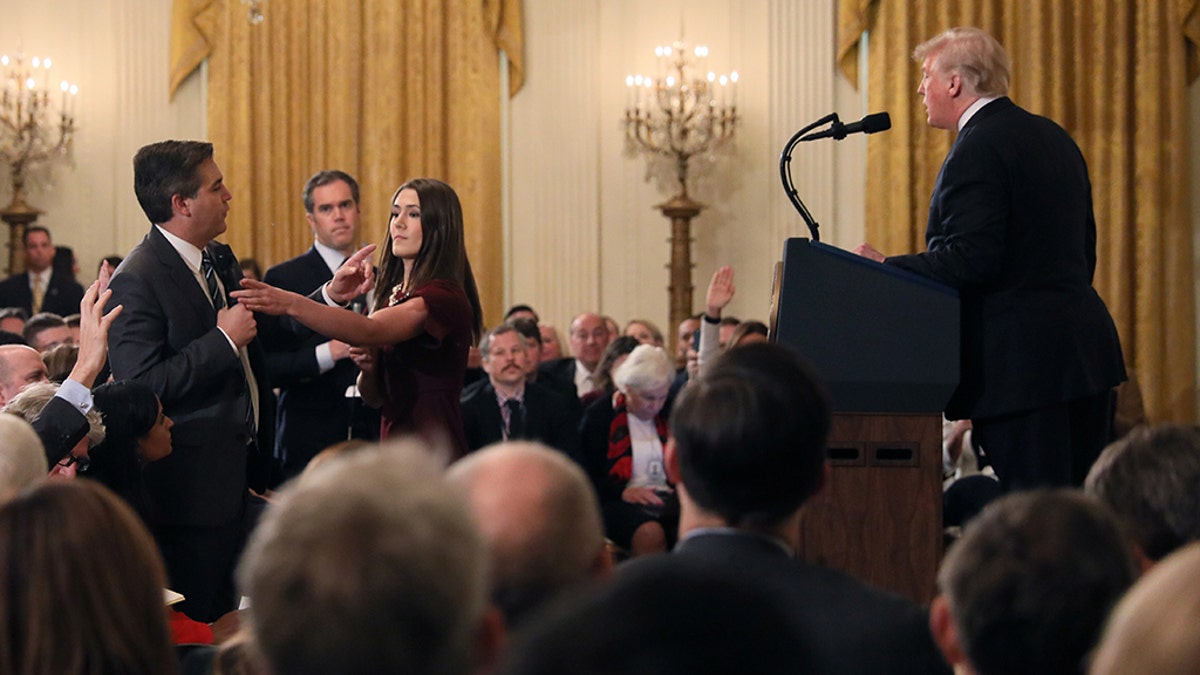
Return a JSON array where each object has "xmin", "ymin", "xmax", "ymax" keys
[
  {"xmin": 537, "ymin": 312, "xmax": 610, "ymax": 403},
  {"xmin": 855, "ymin": 27, "xmax": 1124, "ymax": 491},
  {"xmin": 639, "ymin": 343, "xmax": 949, "ymax": 674},
  {"xmin": 0, "ymin": 226, "xmax": 84, "ymax": 316},
  {"xmin": 259, "ymin": 170, "xmax": 379, "ymax": 478},
  {"xmin": 107, "ymin": 140, "xmax": 276, "ymax": 622},
  {"xmin": 461, "ymin": 325, "xmax": 578, "ymax": 457}
]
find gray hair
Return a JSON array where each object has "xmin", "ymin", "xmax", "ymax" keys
[
  {"xmin": 0, "ymin": 414, "xmax": 46, "ymax": 501},
  {"xmin": 239, "ymin": 439, "xmax": 489, "ymax": 675},
  {"xmin": 913, "ymin": 26, "xmax": 1011, "ymax": 98},
  {"xmin": 613, "ymin": 344, "xmax": 673, "ymax": 395}
]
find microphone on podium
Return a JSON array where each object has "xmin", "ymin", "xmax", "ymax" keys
[{"xmin": 799, "ymin": 112, "xmax": 891, "ymax": 141}]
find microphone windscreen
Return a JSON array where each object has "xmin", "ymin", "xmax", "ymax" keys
[{"xmin": 864, "ymin": 112, "xmax": 891, "ymax": 133}]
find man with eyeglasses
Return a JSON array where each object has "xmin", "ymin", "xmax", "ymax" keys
[{"xmin": 538, "ymin": 312, "xmax": 611, "ymax": 403}]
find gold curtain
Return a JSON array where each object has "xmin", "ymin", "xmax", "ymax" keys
[
  {"xmin": 837, "ymin": 0, "xmax": 1200, "ymax": 424},
  {"xmin": 168, "ymin": 0, "xmax": 525, "ymax": 328}
]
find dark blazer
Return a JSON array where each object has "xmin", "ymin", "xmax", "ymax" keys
[
  {"xmin": 628, "ymin": 532, "xmax": 951, "ymax": 675},
  {"xmin": 0, "ymin": 270, "xmax": 85, "ymax": 316},
  {"xmin": 31, "ymin": 395, "xmax": 88, "ymax": 465},
  {"xmin": 459, "ymin": 379, "xmax": 579, "ymax": 456},
  {"xmin": 259, "ymin": 247, "xmax": 378, "ymax": 477},
  {"xmin": 107, "ymin": 228, "xmax": 275, "ymax": 527},
  {"xmin": 538, "ymin": 357, "xmax": 579, "ymax": 399},
  {"xmin": 886, "ymin": 98, "xmax": 1125, "ymax": 420}
]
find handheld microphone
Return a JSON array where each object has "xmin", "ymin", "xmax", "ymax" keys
[{"xmin": 799, "ymin": 112, "xmax": 891, "ymax": 141}]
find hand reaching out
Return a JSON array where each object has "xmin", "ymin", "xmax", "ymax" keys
[{"xmin": 327, "ymin": 244, "xmax": 376, "ymax": 304}]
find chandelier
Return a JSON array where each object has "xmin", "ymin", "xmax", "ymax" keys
[
  {"xmin": 0, "ymin": 50, "xmax": 77, "ymax": 215},
  {"xmin": 621, "ymin": 40, "xmax": 740, "ymax": 334}
]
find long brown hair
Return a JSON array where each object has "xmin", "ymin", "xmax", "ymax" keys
[
  {"xmin": 374, "ymin": 178, "xmax": 484, "ymax": 342},
  {"xmin": 0, "ymin": 481, "xmax": 177, "ymax": 675}
]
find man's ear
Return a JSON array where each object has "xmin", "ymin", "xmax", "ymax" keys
[
  {"xmin": 947, "ymin": 72, "xmax": 963, "ymax": 98},
  {"xmin": 929, "ymin": 594, "xmax": 969, "ymax": 668},
  {"xmin": 171, "ymin": 192, "xmax": 191, "ymax": 219},
  {"xmin": 665, "ymin": 438, "xmax": 681, "ymax": 484}
]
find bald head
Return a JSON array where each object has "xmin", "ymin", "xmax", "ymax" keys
[
  {"xmin": 447, "ymin": 442, "xmax": 609, "ymax": 624},
  {"xmin": 0, "ymin": 345, "xmax": 49, "ymax": 406}
]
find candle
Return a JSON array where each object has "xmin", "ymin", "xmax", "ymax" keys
[{"xmin": 729, "ymin": 71, "xmax": 738, "ymax": 108}]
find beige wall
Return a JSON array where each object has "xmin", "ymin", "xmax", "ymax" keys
[
  {"xmin": 0, "ymin": 0, "xmax": 205, "ymax": 283},
  {"xmin": 506, "ymin": 0, "xmax": 870, "ymax": 337}
]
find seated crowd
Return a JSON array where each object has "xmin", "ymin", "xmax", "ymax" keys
[{"xmin": 1, "ymin": 229, "xmax": 1199, "ymax": 675}]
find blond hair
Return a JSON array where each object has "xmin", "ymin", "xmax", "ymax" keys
[{"xmin": 914, "ymin": 27, "xmax": 1011, "ymax": 97}]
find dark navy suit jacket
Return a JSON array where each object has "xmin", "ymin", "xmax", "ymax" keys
[{"xmin": 886, "ymin": 98, "xmax": 1125, "ymax": 419}]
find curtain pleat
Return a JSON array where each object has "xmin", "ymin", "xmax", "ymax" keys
[{"xmin": 169, "ymin": 0, "xmax": 524, "ymax": 328}]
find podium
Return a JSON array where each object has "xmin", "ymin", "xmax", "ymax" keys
[{"xmin": 770, "ymin": 238, "xmax": 959, "ymax": 603}]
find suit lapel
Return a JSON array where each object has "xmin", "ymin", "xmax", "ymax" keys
[{"xmin": 147, "ymin": 228, "xmax": 215, "ymax": 324}]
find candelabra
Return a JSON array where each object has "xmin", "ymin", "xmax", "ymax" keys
[
  {"xmin": 623, "ymin": 41, "xmax": 738, "ymax": 332},
  {"xmin": 241, "ymin": 0, "xmax": 266, "ymax": 24},
  {"xmin": 0, "ymin": 50, "xmax": 77, "ymax": 274}
]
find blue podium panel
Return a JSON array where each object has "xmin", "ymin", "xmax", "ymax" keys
[{"xmin": 772, "ymin": 238, "xmax": 960, "ymax": 413}]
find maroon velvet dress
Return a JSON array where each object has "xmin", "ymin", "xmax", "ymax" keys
[{"xmin": 377, "ymin": 279, "xmax": 473, "ymax": 458}]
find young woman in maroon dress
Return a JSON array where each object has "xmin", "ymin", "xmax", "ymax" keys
[{"xmin": 235, "ymin": 178, "xmax": 483, "ymax": 457}]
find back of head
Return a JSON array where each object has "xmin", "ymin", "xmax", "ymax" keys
[
  {"xmin": 939, "ymin": 489, "xmax": 1135, "ymax": 675},
  {"xmin": 90, "ymin": 381, "xmax": 161, "ymax": 500},
  {"xmin": 502, "ymin": 560, "xmax": 810, "ymax": 675},
  {"xmin": 0, "ymin": 480, "xmax": 175, "ymax": 675},
  {"xmin": 4, "ymin": 382, "xmax": 105, "ymax": 461},
  {"xmin": 1085, "ymin": 423, "xmax": 1200, "ymax": 562},
  {"xmin": 913, "ymin": 26, "xmax": 1011, "ymax": 97},
  {"xmin": 1091, "ymin": 542, "xmax": 1200, "ymax": 675},
  {"xmin": 239, "ymin": 440, "xmax": 489, "ymax": 675},
  {"xmin": 133, "ymin": 140, "xmax": 214, "ymax": 225},
  {"xmin": 447, "ymin": 441, "xmax": 606, "ymax": 625},
  {"xmin": 670, "ymin": 342, "xmax": 830, "ymax": 527},
  {"xmin": 0, "ymin": 414, "xmax": 46, "ymax": 502}
]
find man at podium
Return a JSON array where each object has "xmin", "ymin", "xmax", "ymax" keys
[{"xmin": 854, "ymin": 27, "xmax": 1125, "ymax": 492}]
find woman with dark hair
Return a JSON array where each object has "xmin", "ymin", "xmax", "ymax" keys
[
  {"xmin": 89, "ymin": 380, "xmax": 173, "ymax": 512},
  {"xmin": 580, "ymin": 335, "xmax": 640, "ymax": 409},
  {"xmin": 0, "ymin": 480, "xmax": 178, "ymax": 675},
  {"xmin": 234, "ymin": 178, "xmax": 483, "ymax": 457}
]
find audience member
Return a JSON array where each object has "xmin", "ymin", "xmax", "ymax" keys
[
  {"xmin": 53, "ymin": 245, "xmax": 79, "ymax": 282},
  {"xmin": 580, "ymin": 344, "xmax": 677, "ymax": 557},
  {"xmin": 0, "ymin": 480, "xmax": 178, "ymax": 675},
  {"xmin": 504, "ymin": 303, "xmax": 539, "ymax": 323},
  {"xmin": 0, "ymin": 225, "xmax": 85, "ymax": 316},
  {"xmin": 1091, "ymin": 541, "xmax": 1200, "ymax": 675},
  {"xmin": 0, "ymin": 307, "xmax": 26, "ymax": 334},
  {"xmin": 447, "ymin": 441, "xmax": 611, "ymax": 626},
  {"xmin": 674, "ymin": 314, "xmax": 701, "ymax": 370},
  {"xmin": 580, "ymin": 335, "xmax": 639, "ymax": 409},
  {"xmin": 696, "ymin": 266, "xmax": 736, "ymax": 377},
  {"xmin": 656, "ymin": 342, "xmax": 947, "ymax": 674},
  {"xmin": 507, "ymin": 316, "xmax": 577, "ymax": 405},
  {"xmin": 538, "ymin": 323, "xmax": 563, "ymax": 362},
  {"xmin": 4, "ymin": 381, "xmax": 105, "ymax": 479},
  {"xmin": 930, "ymin": 489, "xmax": 1135, "ymax": 675},
  {"xmin": 539, "ymin": 312, "xmax": 610, "ymax": 400},
  {"xmin": 602, "ymin": 315, "xmax": 620, "ymax": 342},
  {"xmin": 1084, "ymin": 423, "xmax": 1200, "ymax": 571},
  {"xmin": 89, "ymin": 380, "xmax": 174, "ymax": 514},
  {"xmin": 0, "ymin": 414, "xmax": 46, "ymax": 502},
  {"xmin": 726, "ymin": 319, "xmax": 768, "ymax": 348},
  {"xmin": 502, "ymin": 562, "xmax": 809, "ymax": 675},
  {"xmin": 239, "ymin": 258, "xmax": 263, "ymax": 281},
  {"xmin": 22, "ymin": 312, "xmax": 72, "ymax": 351},
  {"xmin": 42, "ymin": 342, "xmax": 79, "ymax": 383},
  {"xmin": 238, "ymin": 440, "xmax": 502, "ymax": 675},
  {"xmin": 99, "ymin": 254, "xmax": 124, "ymax": 274},
  {"xmin": 624, "ymin": 318, "xmax": 664, "ymax": 347},
  {"xmin": 461, "ymin": 325, "xmax": 579, "ymax": 456},
  {"xmin": 258, "ymin": 169, "xmax": 380, "ymax": 478},
  {"xmin": 0, "ymin": 344, "xmax": 49, "ymax": 406}
]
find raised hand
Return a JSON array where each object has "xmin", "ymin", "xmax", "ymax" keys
[
  {"xmin": 327, "ymin": 244, "xmax": 377, "ymax": 304},
  {"xmin": 706, "ymin": 265, "xmax": 735, "ymax": 317},
  {"xmin": 71, "ymin": 260, "xmax": 123, "ymax": 387}
]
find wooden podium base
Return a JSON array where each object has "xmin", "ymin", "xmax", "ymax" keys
[{"xmin": 797, "ymin": 412, "xmax": 943, "ymax": 604}]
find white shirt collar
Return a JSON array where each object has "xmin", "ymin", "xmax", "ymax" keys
[
  {"xmin": 156, "ymin": 225, "xmax": 205, "ymax": 274},
  {"xmin": 313, "ymin": 240, "xmax": 349, "ymax": 275},
  {"xmin": 957, "ymin": 96, "xmax": 999, "ymax": 131}
]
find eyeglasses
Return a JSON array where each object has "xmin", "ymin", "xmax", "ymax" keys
[{"xmin": 57, "ymin": 453, "xmax": 90, "ymax": 473}]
